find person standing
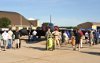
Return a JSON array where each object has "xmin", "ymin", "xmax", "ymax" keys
[
  {"xmin": 94, "ymin": 30, "xmax": 99, "ymax": 44},
  {"xmin": 45, "ymin": 28, "xmax": 53, "ymax": 50},
  {"xmin": 74, "ymin": 29, "xmax": 81, "ymax": 51},
  {"xmin": 52, "ymin": 28, "xmax": 61, "ymax": 48},
  {"xmin": 8, "ymin": 28, "xmax": 13, "ymax": 48},
  {"xmin": 14, "ymin": 29, "xmax": 20, "ymax": 48},
  {"xmin": 32, "ymin": 29, "xmax": 37, "ymax": 41},
  {"xmin": 63, "ymin": 31, "xmax": 69, "ymax": 45},
  {"xmin": 90, "ymin": 30, "xmax": 94, "ymax": 46},
  {"xmin": 2, "ymin": 30, "xmax": 9, "ymax": 51},
  {"xmin": 78, "ymin": 29, "xmax": 83, "ymax": 48},
  {"xmin": 85, "ymin": 31, "xmax": 89, "ymax": 44},
  {"xmin": 70, "ymin": 30, "xmax": 76, "ymax": 50}
]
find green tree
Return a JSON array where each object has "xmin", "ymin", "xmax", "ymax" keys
[{"xmin": 0, "ymin": 17, "xmax": 11, "ymax": 28}]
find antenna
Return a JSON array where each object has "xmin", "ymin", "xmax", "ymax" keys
[{"xmin": 50, "ymin": 15, "xmax": 51, "ymax": 23}]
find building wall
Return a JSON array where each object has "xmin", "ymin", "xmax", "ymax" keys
[
  {"xmin": 77, "ymin": 22, "xmax": 100, "ymax": 30},
  {"xmin": 92, "ymin": 24, "xmax": 100, "ymax": 30},
  {"xmin": 28, "ymin": 20, "xmax": 38, "ymax": 27},
  {"xmin": 0, "ymin": 11, "xmax": 38, "ymax": 30},
  {"xmin": 0, "ymin": 12, "xmax": 21, "ymax": 25},
  {"xmin": 92, "ymin": 25, "xmax": 97, "ymax": 30},
  {"xmin": 77, "ymin": 22, "xmax": 93, "ymax": 29}
]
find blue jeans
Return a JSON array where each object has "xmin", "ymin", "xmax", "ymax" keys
[{"xmin": 8, "ymin": 39, "xmax": 12, "ymax": 48}]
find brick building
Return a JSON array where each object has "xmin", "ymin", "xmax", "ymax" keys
[{"xmin": 0, "ymin": 11, "xmax": 38, "ymax": 30}]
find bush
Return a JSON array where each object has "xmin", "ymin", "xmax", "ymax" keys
[{"xmin": 0, "ymin": 17, "xmax": 11, "ymax": 28}]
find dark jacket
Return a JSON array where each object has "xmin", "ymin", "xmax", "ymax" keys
[{"xmin": 14, "ymin": 31, "xmax": 20, "ymax": 39}]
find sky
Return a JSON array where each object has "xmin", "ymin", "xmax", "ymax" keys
[{"xmin": 0, "ymin": 0, "xmax": 100, "ymax": 26}]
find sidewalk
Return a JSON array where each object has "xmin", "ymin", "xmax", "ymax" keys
[{"xmin": 0, "ymin": 40, "xmax": 100, "ymax": 63}]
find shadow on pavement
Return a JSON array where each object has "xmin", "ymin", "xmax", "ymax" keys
[
  {"xmin": 30, "ymin": 47, "xmax": 46, "ymax": 51},
  {"xmin": 23, "ymin": 46, "xmax": 46, "ymax": 51},
  {"xmin": 81, "ymin": 51, "xmax": 100, "ymax": 56},
  {"xmin": 20, "ymin": 38, "xmax": 46, "ymax": 44}
]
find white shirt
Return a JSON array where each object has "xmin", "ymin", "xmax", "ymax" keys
[
  {"xmin": 32, "ymin": 30, "xmax": 37, "ymax": 35},
  {"xmin": 85, "ymin": 32, "xmax": 89, "ymax": 37},
  {"xmin": 8, "ymin": 30, "xmax": 13, "ymax": 39},
  {"xmin": 63, "ymin": 32, "xmax": 68, "ymax": 38},
  {"xmin": 2, "ymin": 31, "xmax": 9, "ymax": 40}
]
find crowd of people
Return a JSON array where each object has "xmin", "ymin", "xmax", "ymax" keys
[
  {"xmin": 0, "ymin": 27, "xmax": 38, "ymax": 51},
  {"xmin": 0, "ymin": 28, "xmax": 21, "ymax": 51},
  {"xmin": 0, "ymin": 27, "xmax": 100, "ymax": 52},
  {"xmin": 45, "ymin": 27, "xmax": 100, "ymax": 51}
]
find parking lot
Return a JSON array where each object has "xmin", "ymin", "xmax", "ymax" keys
[{"xmin": 0, "ymin": 38, "xmax": 100, "ymax": 63}]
